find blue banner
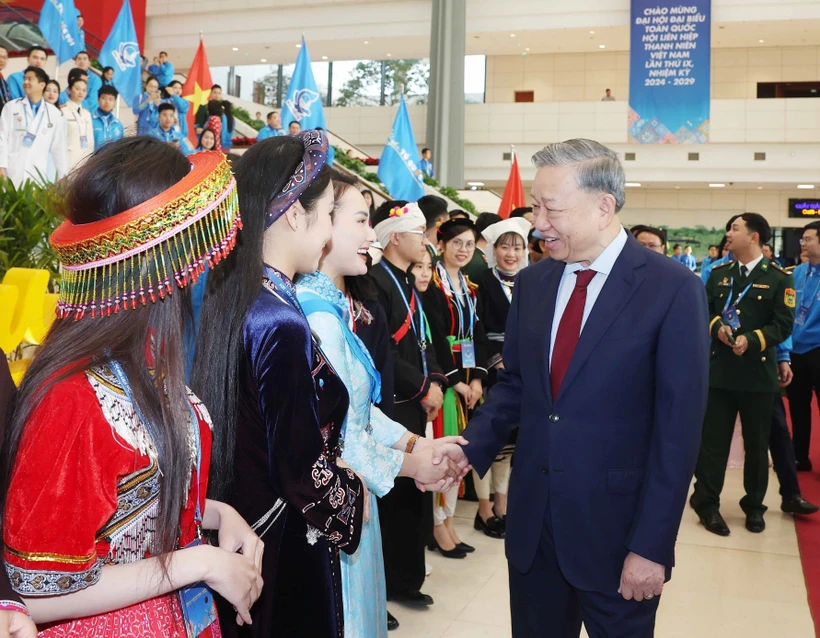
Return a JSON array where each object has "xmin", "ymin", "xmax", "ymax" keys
[
  {"xmin": 38, "ymin": 0, "xmax": 82, "ymax": 64},
  {"xmin": 280, "ymin": 38, "xmax": 326, "ymax": 132},
  {"xmin": 378, "ymin": 94, "xmax": 425, "ymax": 202},
  {"xmin": 628, "ymin": 1, "xmax": 711, "ymax": 144},
  {"xmin": 99, "ymin": 0, "xmax": 142, "ymax": 106}
]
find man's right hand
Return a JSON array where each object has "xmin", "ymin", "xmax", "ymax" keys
[
  {"xmin": 0, "ymin": 168, "xmax": 7, "ymax": 180},
  {"xmin": 421, "ymin": 383, "xmax": 444, "ymax": 413},
  {"xmin": 0, "ymin": 610, "xmax": 37, "ymax": 638},
  {"xmin": 716, "ymin": 324, "xmax": 734, "ymax": 347}
]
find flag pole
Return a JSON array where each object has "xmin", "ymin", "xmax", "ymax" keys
[
  {"xmin": 510, "ymin": 144, "xmax": 515, "ymax": 164},
  {"xmin": 116, "ymin": 95, "xmax": 121, "ymax": 118}
]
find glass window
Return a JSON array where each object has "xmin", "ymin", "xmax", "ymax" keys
[{"xmin": 465, "ymin": 54, "xmax": 486, "ymax": 103}]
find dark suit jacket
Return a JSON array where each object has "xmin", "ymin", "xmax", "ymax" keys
[
  {"xmin": 0, "ymin": 351, "xmax": 24, "ymax": 606},
  {"xmin": 462, "ymin": 234, "xmax": 709, "ymax": 592}
]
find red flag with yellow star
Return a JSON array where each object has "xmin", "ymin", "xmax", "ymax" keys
[
  {"xmin": 182, "ymin": 38, "xmax": 214, "ymax": 147},
  {"xmin": 497, "ymin": 149, "xmax": 526, "ymax": 219}
]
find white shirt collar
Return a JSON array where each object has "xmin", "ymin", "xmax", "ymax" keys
[
  {"xmin": 737, "ymin": 254, "xmax": 764, "ymax": 274},
  {"xmin": 565, "ymin": 226, "xmax": 628, "ymax": 276}
]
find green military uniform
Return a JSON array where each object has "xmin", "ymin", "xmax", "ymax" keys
[
  {"xmin": 462, "ymin": 247, "xmax": 488, "ymax": 282},
  {"xmin": 691, "ymin": 258, "xmax": 795, "ymax": 517}
]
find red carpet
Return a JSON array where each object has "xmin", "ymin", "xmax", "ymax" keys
[{"xmin": 787, "ymin": 401, "xmax": 820, "ymax": 636}]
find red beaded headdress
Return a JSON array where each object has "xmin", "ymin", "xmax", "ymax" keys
[{"xmin": 50, "ymin": 152, "xmax": 242, "ymax": 320}]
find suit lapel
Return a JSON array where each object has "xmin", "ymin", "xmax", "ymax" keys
[
  {"xmin": 556, "ymin": 238, "xmax": 646, "ymax": 401},
  {"xmin": 537, "ymin": 264, "xmax": 564, "ymax": 407}
]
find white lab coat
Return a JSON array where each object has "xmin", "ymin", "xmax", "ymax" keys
[
  {"xmin": 61, "ymin": 102, "xmax": 95, "ymax": 171},
  {"xmin": 0, "ymin": 97, "xmax": 67, "ymax": 187}
]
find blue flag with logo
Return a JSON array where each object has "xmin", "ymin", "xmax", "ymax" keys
[
  {"xmin": 99, "ymin": 0, "xmax": 142, "ymax": 106},
  {"xmin": 280, "ymin": 38, "xmax": 326, "ymax": 133},
  {"xmin": 378, "ymin": 94, "xmax": 425, "ymax": 202},
  {"xmin": 38, "ymin": 0, "xmax": 82, "ymax": 64}
]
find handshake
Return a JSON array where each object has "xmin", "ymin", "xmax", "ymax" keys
[{"xmin": 408, "ymin": 436, "xmax": 471, "ymax": 493}]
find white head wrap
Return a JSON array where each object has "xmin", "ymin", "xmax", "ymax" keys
[
  {"xmin": 374, "ymin": 202, "xmax": 427, "ymax": 249},
  {"xmin": 482, "ymin": 217, "xmax": 531, "ymax": 270}
]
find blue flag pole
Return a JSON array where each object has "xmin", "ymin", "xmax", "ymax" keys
[
  {"xmin": 377, "ymin": 93, "xmax": 425, "ymax": 202},
  {"xmin": 280, "ymin": 37, "xmax": 326, "ymax": 132},
  {"xmin": 99, "ymin": 0, "xmax": 142, "ymax": 107}
]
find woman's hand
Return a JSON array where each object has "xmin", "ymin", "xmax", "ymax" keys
[
  {"xmin": 200, "ymin": 545, "xmax": 263, "ymax": 627},
  {"xmin": 467, "ymin": 379, "xmax": 483, "ymax": 410},
  {"xmin": 215, "ymin": 504, "xmax": 265, "ymax": 575},
  {"xmin": 454, "ymin": 382, "xmax": 471, "ymax": 403},
  {"xmin": 0, "ymin": 611, "xmax": 36, "ymax": 638},
  {"xmin": 337, "ymin": 458, "xmax": 370, "ymax": 522}
]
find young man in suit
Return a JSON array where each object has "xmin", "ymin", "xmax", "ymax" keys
[{"xmin": 461, "ymin": 139, "xmax": 709, "ymax": 637}]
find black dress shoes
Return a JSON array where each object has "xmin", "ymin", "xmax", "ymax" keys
[
  {"xmin": 474, "ymin": 512, "xmax": 505, "ymax": 539},
  {"xmin": 782, "ymin": 496, "xmax": 820, "ymax": 515},
  {"xmin": 388, "ymin": 590, "xmax": 434, "ymax": 607},
  {"xmin": 745, "ymin": 512, "xmax": 766, "ymax": 533},
  {"xmin": 698, "ymin": 511, "xmax": 730, "ymax": 536},
  {"xmin": 796, "ymin": 459, "xmax": 813, "ymax": 472},
  {"xmin": 427, "ymin": 539, "xmax": 467, "ymax": 559},
  {"xmin": 456, "ymin": 542, "xmax": 475, "ymax": 553},
  {"xmin": 387, "ymin": 611, "xmax": 399, "ymax": 631}
]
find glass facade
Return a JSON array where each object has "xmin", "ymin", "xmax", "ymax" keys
[{"xmin": 212, "ymin": 54, "xmax": 485, "ymax": 107}]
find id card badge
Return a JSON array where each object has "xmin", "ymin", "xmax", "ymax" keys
[
  {"xmin": 796, "ymin": 306, "xmax": 810, "ymax": 327},
  {"xmin": 21, "ymin": 132, "xmax": 35, "ymax": 148},
  {"xmin": 461, "ymin": 340, "xmax": 476, "ymax": 369},
  {"xmin": 80, "ymin": 135, "xmax": 89, "ymax": 149},
  {"xmin": 178, "ymin": 538, "xmax": 217, "ymax": 637},
  {"xmin": 721, "ymin": 307, "xmax": 741, "ymax": 331}
]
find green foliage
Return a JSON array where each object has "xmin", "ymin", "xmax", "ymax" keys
[
  {"xmin": 335, "ymin": 59, "xmax": 430, "ymax": 107},
  {"xmin": 331, "ymin": 146, "xmax": 477, "ymax": 215},
  {"xmin": 231, "ymin": 105, "xmax": 265, "ymax": 131},
  {"xmin": 0, "ymin": 178, "xmax": 62, "ymax": 285}
]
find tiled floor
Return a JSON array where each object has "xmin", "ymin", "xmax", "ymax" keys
[{"xmin": 387, "ymin": 469, "xmax": 815, "ymax": 637}]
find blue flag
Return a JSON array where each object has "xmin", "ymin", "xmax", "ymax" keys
[
  {"xmin": 280, "ymin": 38, "xmax": 326, "ymax": 132},
  {"xmin": 38, "ymin": 0, "xmax": 82, "ymax": 64},
  {"xmin": 377, "ymin": 95, "xmax": 425, "ymax": 202},
  {"xmin": 99, "ymin": 0, "xmax": 142, "ymax": 106}
]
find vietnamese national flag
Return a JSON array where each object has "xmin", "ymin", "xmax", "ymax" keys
[
  {"xmin": 182, "ymin": 38, "xmax": 214, "ymax": 148},
  {"xmin": 497, "ymin": 150, "xmax": 527, "ymax": 219}
]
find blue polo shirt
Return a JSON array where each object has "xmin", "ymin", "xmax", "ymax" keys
[
  {"xmin": 790, "ymin": 262, "xmax": 820, "ymax": 354},
  {"xmin": 256, "ymin": 125, "xmax": 285, "ymax": 141},
  {"xmin": 92, "ymin": 108, "xmax": 124, "ymax": 147}
]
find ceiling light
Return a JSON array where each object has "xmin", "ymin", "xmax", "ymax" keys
[
  {"xmin": 386, "ymin": 53, "xmax": 392, "ymax": 57},
  {"xmin": 798, "ymin": 184, "xmax": 815, "ymax": 189},
  {"xmin": 232, "ymin": 47, "xmax": 238, "ymax": 51},
  {"xmin": 625, "ymin": 182, "xmax": 641, "ymax": 187},
  {"xmin": 757, "ymin": 186, "xmax": 763, "ymax": 189},
  {"xmin": 363, "ymin": 41, "xmax": 369, "ymax": 44},
  {"xmin": 709, "ymin": 183, "xmax": 725, "ymax": 188},
  {"xmin": 675, "ymin": 185, "xmax": 681, "ymax": 189},
  {"xmin": 260, "ymin": 58, "xmax": 267, "ymax": 62},
  {"xmin": 510, "ymin": 33, "xmax": 516, "ymax": 38},
  {"xmin": 589, "ymin": 30, "xmax": 595, "ymax": 35},
  {"xmin": 525, "ymin": 47, "xmax": 531, "ymax": 51},
  {"xmin": 295, "ymin": 44, "xmax": 301, "ymax": 48},
  {"xmin": 758, "ymin": 39, "xmax": 764, "ymax": 43},
  {"xmin": 321, "ymin": 55, "xmax": 328, "ymax": 60},
  {"xmin": 599, "ymin": 44, "xmax": 606, "ymax": 49}
]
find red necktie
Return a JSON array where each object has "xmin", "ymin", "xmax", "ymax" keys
[{"xmin": 551, "ymin": 269, "xmax": 597, "ymax": 399}]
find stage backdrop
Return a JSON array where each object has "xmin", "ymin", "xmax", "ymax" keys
[{"xmin": 628, "ymin": 0, "xmax": 711, "ymax": 144}]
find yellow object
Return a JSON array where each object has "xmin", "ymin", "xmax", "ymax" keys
[
  {"xmin": 8, "ymin": 359, "xmax": 31, "ymax": 387},
  {"xmin": 0, "ymin": 284, "xmax": 22, "ymax": 353}
]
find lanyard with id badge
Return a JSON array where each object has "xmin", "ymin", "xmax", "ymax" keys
[
  {"xmin": 442, "ymin": 267, "xmax": 477, "ymax": 369},
  {"xmin": 20, "ymin": 100, "xmax": 49, "ymax": 148},
  {"xmin": 380, "ymin": 261, "xmax": 429, "ymax": 375},
  {"xmin": 722, "ymin": 277, "xmax": 753, "ymax": 333},
  {"xmin": 796, "ymin": 267, "xmax": 820, "ymax": 326},
  {"xmin": 109, "ymin": 359, "xmax": 218, "ymax": 637},
  {"xmin": 70, "ymin": 108, "xmax": 90, "ymax": 149}
]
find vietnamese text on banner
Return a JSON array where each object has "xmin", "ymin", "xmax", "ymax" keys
[{"xmin": 628, "ymin": 1, "xmax": 711, "ymax": 144}]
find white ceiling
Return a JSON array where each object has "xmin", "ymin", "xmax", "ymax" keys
[{"xmin": 159, "ymin": 19, "xmax": 820, "ymax": 71}]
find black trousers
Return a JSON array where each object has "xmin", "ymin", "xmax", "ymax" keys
[
  {"xmin": 786, "ymin": 348, "xmax": 820, "ymax": 463},
  {"xmin": 770, "ymin": 393, "xmax": 801, "ymax": 500},
  {"xmin": 378, "ymin": 401, "xmax": 431, "ymax": 597},
  {"xmin": 692, "ymin": 388, "xmax": 775, "ymax": 517},
  {"xmin": 510, "ymin": 501, "xmax": 659, "ymax": 637}
]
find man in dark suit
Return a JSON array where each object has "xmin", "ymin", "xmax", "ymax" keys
[{"xmin": 461, "ymin": 139, "xmax": 709, "ymax": 637}]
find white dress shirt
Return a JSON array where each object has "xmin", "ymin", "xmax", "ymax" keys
[
  {"xmin": 549, "ymin": 226, "xmax": 629, "ymax": 368},
  {"xmin": 737, "ymin": 254, "xmax": 764, "ymax": 278}
]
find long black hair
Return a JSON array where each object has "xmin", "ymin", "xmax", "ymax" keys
[
  {"xmin": 192, "ymin": 136, "xmax": 332, "ymax": 502},
  {"xmin": 1, "ymin": 138, "xmax": 193, "ymax": 577},
  {"xmin": 222, "ymin": 101, "xmax": 234, "ymax": 133}
]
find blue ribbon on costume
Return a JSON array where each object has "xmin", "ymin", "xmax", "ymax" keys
[{"xmin": 298, "ymin": 291, "xmax": 382, "ymax": 405}]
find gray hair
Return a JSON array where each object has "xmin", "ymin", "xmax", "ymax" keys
[{"xmin": 532, "ymin": 139, "xmax": 625, "ymax": 212}]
